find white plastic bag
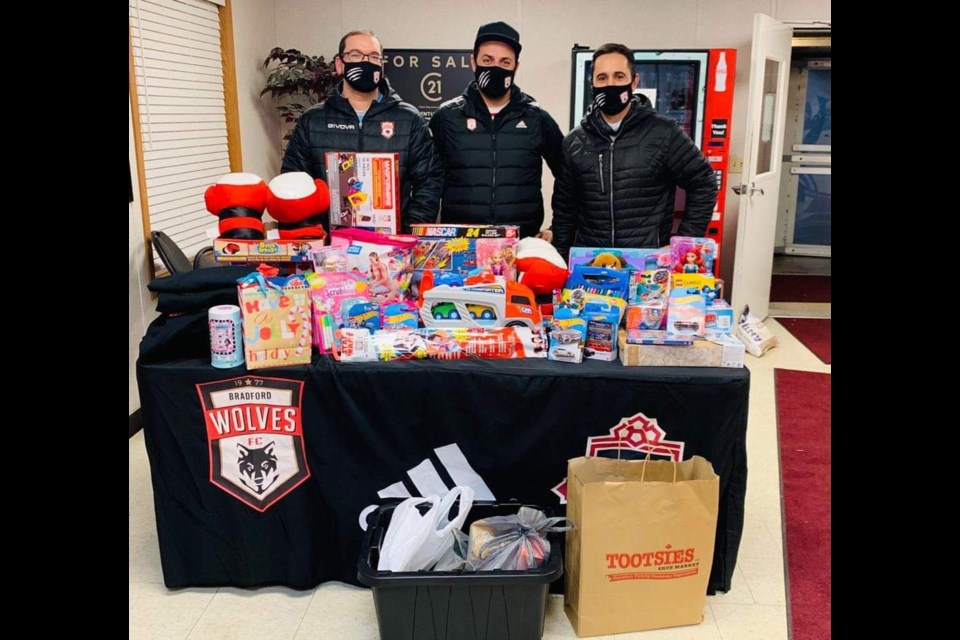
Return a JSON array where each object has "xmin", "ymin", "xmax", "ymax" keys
[{"xmin": 377, "ymin": 486, "xmax": 475, "ymax": 572}]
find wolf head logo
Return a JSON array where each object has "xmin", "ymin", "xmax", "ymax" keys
[{"xmin": 237, "ymin": 442, "xmax": 279, "ymax": 495}]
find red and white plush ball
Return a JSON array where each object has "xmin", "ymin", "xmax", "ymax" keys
[
  {"xmin": 265, "ymin": 172, "xmax": 331, "ymax": 240},
  {"xmin": 515, "ymin": 237, "xmax": 568, "ymax": 297},
  {"xmin": 204, "ymin": 173, "xmax": 269, "ymax": 239}
]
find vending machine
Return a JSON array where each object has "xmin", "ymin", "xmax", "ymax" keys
[{"xmin": 570, "ymin": 48, "xmax": 736, "ymax": 274}]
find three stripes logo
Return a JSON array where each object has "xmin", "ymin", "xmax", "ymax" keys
[
  {"xmin": 516, "ymin": 121, "xmax": 527, "ymax": 129},
  {"xmin": 477, "ymin": 70, "xmax": 492, "ymax": 90},
  {"xmin": 358, "ymin": 443, "xmax": 495, "ymax": 530},
  {"xmin": 345, "ymin": 67, "xmax": 364, "ymax": 83}
]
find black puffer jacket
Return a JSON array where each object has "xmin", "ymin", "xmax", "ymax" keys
[
  {"xmin": 551, "ymin": 95, "xmax": 717, "ymax": 257},
  {"xmin": 281, "ymin": 78, "xmax": 443, "ymax": 234},
  {"xmin": 428, "ymin": 83, "xmax": 564, "ymax": 238}
]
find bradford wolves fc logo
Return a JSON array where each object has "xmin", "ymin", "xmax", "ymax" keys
[
  {"xmin": 551, "ymin": 412, "xmax": 685, "ymax": 503},
  {"xmin": 197, "ymin": 376, "xmax": 310, "ymax": 512},
  {"xmin": 237, "ymin": 442, "xmax": 279, "ymax": 495}
]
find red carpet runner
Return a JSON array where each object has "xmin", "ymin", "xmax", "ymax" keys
[
  {"xmin": 777, "ymin": 318, "xmax": 831, "ymax": 365},
  {"xmin": 770, "ymin": 275, "xmax": 831, "ymax": 303},
  {"xmin": 775, "ymin": 369, "xmax": 831, "ymax": 640}
]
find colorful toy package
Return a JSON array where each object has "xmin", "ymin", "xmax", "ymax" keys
[
  {"xmin": 631, "ymin": 266, "xmax": 672, "ymax": 304},
  {"xmin": 306, "ymin": 271, "xmax": 370, "ymax": 352},
  {"xmin": 547, "ymin": 327, "xmax": 585, "ymax": 363},
  {"xmin": 236, "ymin": 271, "xmax": 312, "ymax": 369},
  {"xmin": 381, "ymin": 301, "xmax": 420, "ymax": 330},
  {"xmin": 310, "ymin": 247, "xmax": 349, "ymax": 273},
  {"xmin": 557, "ymin": 287, "xmax": 628, "ymax": 319},
  {"xmin": 567, "ymin": 247, "xmax": 669, "ymax": 274},
  {"xmin": 625, "ymin": 302, "xmax": 666, "ymax": 331},
  {"xmin": 624, "ymin": 330, "xmax": 695, "ymax": 346},
  {"xmin": 704, "ymin": 299, "xmax": 734, "ymax": 334},
  {"xmin": 475, "ymin": 238, "xmax": 519, "ymax": 281},
  {"xmin": 325, "ymin": 151, "xmax": 400, "ymax": 234},
  {"xmin": 330, "ymin": 228, "xmax": 417, "ymax": 303},
  {"xmin": 582, "ymin": 302, "xmax": 621, "ymax": 362},
  {"xmin": 565, "ymin": 266, "xmax": 631, "ymax": 300},
  {"xmin": 409, "ymin": 224, "xmax": 519, "ymax": 296},
  {"xmin": 670, "ymin": 236, "xmax": 718, "ymax": 276},
  {"xmin": 332, "ymin": 327, "xmax": 547, "ymax": 362},
  {"xmin": 666, "ymin": 289, "xmax": 707, "ymax": 336}
]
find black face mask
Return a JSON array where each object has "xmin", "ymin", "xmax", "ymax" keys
[
  {"xmin": 343, "ymin": 61, "xmax": 382, "ymax": 93},
  {"xmin": 591, "ymin": 83, "xmax": 633, "ymax": 116},
  {"xmin": 475, "ymin": 65, "xmax": 515, "ymax": 99}
]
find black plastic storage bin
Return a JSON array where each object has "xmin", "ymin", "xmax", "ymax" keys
[{"xmin": 357, "ymin": 501, "xmax": 563, "ymax": 640}]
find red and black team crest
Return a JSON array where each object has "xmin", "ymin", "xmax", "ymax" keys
[
  {"xmin": 380, "ymin": 121, "xmax": 395, "ymax": 139},
  {"xmin": 551, "ymin": 412, "xmax": 685, "ymax": 503},
  {"xmin": 197, "ymin": 376, "xmax": 310, "ymax": 512}
]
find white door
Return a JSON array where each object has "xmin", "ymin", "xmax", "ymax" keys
[{"xmin": 730, "ymin": 14, "xmax": 794, "ymax": 320}]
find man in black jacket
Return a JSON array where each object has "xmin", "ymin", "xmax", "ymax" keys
[
  {"xmin": 428, "ymin": 22, "xmax": 564, "ymax": 240},
  {"xmin": 281, "ymin": 30, "xmax": 442, "ymax": 234},
  {"xmin": 551, "ymin": 43, "xmax": 717, "ymax": 259}
]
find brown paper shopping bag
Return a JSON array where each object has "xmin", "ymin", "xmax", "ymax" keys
[{"xmin": 564, "ymin": 455, "xmax": 719, "ymax": 637}]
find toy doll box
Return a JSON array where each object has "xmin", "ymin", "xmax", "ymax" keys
[
  {"xmin": 214, "ymin": 238, "xmax": 325, "ymax": 263},
  {"xmin": 325, "ymin": 151, "xmax": 401, "ymax": 235},
  {"xmin": 618, "ymin": 329, "xmax": 744, "ymax": 368}
]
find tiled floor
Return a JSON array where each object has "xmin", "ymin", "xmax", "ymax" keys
[{"xmin": 129, "ymin": 319, "xmax": 830, "ymax": 639}]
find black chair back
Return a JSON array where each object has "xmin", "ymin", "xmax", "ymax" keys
[{"xmin": 151, "ymin": 230, "xmax": 194, "ymax": 274}]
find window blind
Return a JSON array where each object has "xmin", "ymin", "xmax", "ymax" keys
[{"xmin": 130, "ymin": 0, "xmax": 229, "ymax": 270}]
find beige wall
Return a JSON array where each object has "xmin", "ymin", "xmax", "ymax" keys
[
  {"xmin": 129, "ymin": 96, "xmax": 159, "ymax": 416},
  {"xmin": 232, "ymin": 0, "xmax": 283, "ymax": 179}
]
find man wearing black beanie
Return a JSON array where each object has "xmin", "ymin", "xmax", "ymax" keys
[{"xmin": 428, "ymin": 21, "xmax": 564, "ymax": 241}]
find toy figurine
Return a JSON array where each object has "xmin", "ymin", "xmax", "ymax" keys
[
  {"xmin": 487, "ymin": 250, "xmax": 507, "ymax": 276},
  {"xmin": 682, "ymin": 251, "xmax": 700, "ymax": 273},
  {"xmin": 700, "ymin": 244, "xmax": 714, "ymax": 274}
]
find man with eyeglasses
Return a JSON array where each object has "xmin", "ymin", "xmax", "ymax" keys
[
  {"xmin": 428, "ymin": 22, "xmax": 564, "ymax": 241},
  {"xmin": 282, "ymin": 29, "xmax": 442, "ymax": 234}
]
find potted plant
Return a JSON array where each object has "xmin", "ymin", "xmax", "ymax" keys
[{"xmin": 261, "ymin": 47, "xmax": 341, "ymax": 145}]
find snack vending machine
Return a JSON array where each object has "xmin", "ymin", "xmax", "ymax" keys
[{"xmin": 570, "ymin": 48, "xmax": 736, "ymax": 274}]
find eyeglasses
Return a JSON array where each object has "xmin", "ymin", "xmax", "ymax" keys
[{"xmin": 341, "ymin": 50, "xmax": 383, "ymax": 64}]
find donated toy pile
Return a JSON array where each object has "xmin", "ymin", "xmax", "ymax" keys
[{"xmin": 201, "ymin": 167, "xmax": 774, "ymax": 370}]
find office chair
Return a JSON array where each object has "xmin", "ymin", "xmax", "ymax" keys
[{"xmin": 151, "ymin": 230, "xmax": 220, "ymax": 274}]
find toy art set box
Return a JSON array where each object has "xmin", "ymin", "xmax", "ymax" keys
[
  {"xmin": 325, "ymin": 152, "xmax": 400, "ymax": 234},
  {"xmin": 214, "ymin": 237, "xmax": 324, "ymax": 263},
  {"xmin": 409, "ymin": 224, "xmax": 519, "ymax": 294}
]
